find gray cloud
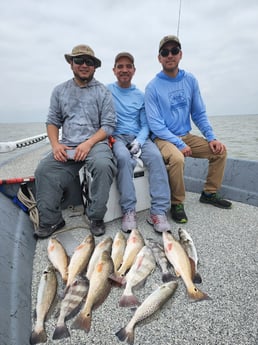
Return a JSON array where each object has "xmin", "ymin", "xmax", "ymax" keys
[{"xmin": 0, "ymin": 0, "xmax": 257, "ymax": 122}]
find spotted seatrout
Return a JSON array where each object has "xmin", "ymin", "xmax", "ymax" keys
[
  {"xmin": 163, "ymin": 231, "xmax": 210, "ymax": 301},
  {"xmin": 47, "ymin": 237, "xmax": 68, "ymax": 283},
  {"xmin": 71, "ymin": 250, "xmax": 114, "ymax": 332},
  {"xmin": 117, "ymin": 229, "xmax": 145, "ymax": 278},
  {"xmin": 30, "ymin": 265, "xmax": 57, "ymax": 345},
  {"xmin": 116, "ymin": 281, "xmax": 178, "ymax": 345},
  {"xmin": 66, "ymin": 234, "xmax": 95, "ymax": 290},
  {"xmin": 146, "ymin": 238, "xmax": 175, "ymax": 282},
  {"xmin": 119, "ymin": 246, "xmax": 156, "ymax": 307},
  {"xmin": 52, "ymin": 275, "xmax": 89, "ymax": 340},
  {"xmin": 178, "ymin": 228, "xmax": 202, "ymax": 284},
  {"xmin": 86, "ymin": 236, "xmax": 113, "ymax": 280}
]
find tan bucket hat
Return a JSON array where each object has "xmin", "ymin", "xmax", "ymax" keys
[{"xmin": 64, "ymin": 44, "xmax": 101, "ymax": 68}]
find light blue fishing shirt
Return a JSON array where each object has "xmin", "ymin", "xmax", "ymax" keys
[
  {"xmin": 145, "ymin": 69, "xmax": 216, "ymax": 150},
  {"xmin": 46, "ymin": 78, "xmax": 116, "ymax": 146},
  {"xmin": 107, "ymin": 82, "xmax": 149, "ymax": 146}
]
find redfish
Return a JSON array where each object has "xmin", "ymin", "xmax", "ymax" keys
[{"xmin": 162, "ymin": 231, "xmax": 210, "ymax": 301}]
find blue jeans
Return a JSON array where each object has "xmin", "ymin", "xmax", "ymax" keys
[{"xmin": 113, "ymin": 135, "xmax": 170, "ymax": 215}]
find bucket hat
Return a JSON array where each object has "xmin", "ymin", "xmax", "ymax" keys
[{"xmin": 64, "ymin": 44, "xmax": 101, "ymax": 68}]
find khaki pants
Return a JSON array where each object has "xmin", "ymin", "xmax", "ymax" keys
[{"xmin": 155, "ymin": 134, "xmax": 227, "ymax": 204}]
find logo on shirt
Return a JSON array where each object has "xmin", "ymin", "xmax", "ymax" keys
[{"xmin": 168, "ymin": 89, "xmax": 186, "ymax": 110}]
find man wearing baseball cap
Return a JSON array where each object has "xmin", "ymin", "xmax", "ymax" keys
[
  {"xmin": 35, "ymin": 44, "xmax": 117, "ymax": 238},
  {"xmin": 107, "ymin": 52, "xmax": 171, "ymax": 233},
  {"xmin": 145, "ymin": 35, "xmax": 232, "ymax": 224}
]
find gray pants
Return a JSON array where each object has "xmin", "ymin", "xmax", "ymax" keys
[{"xmin": 35, "ymin": 142, "xmax": 116, "ymax": 227}]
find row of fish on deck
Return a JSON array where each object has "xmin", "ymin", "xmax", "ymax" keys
[{"xmin": 30, "ymin": 228, "xmax": 210, "ymax": 345}]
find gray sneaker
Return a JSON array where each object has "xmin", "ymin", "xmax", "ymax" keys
[
  {"xmin": 147, "ymin": 214, "xmax": 171, "ymax": 233},
  {"xmin": 122, "ymin": 210, "xmax": 137, "ymax": 233}
]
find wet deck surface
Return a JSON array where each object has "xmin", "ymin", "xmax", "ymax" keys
[{"xmin": 31, "ymin": 193, "xmax": 258, "ymax": 345}]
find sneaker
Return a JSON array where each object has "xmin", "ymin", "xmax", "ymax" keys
[
  {"xmin": 90, "ymin": 220, "xmax": 106, "ymax": 236},
  {"xmin": 147, "ymin": 214, "xmax": 171, "ymax": 233},
  {"xmin": 122, "ymin": 210, "xmax": 137, "ymax": 233},
  {"xmin": 199, "ymin": 191, "xmax": 232, "ymax": 209},
  {"xmin": 171, "ymin": 204, "xmax": 188, "ymax": 224},
  {"xmin": 34, "ymin": 219, "xmax": 65, "ymax": 239}
]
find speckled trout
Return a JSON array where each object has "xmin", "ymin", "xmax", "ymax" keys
[{"xmin": 116, "ymin": 281, "xmax": 178, "ymax": 345}]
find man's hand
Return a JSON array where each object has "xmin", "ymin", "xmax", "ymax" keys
[
  {"xmin": 53, "ymin": 143, "xmax": 70, "ymax": 162},
  {"xmin": 209, "ymin": 140, "xmax": 226, "ymax": 154},
  {"xmin": 181, "ymin": 145, "xmax": 192, "ymax": 157},
  {"xmin": 128, "ymin": 139, "xmax": 141, "ymax": 155}
]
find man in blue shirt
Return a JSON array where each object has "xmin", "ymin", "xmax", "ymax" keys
[
  {"xmin": 145, "ymin": 35, "xmax": 232, "ymax": 224},
  {"xmin": 107, "ymin": 52, "xmax": 171, "ymax": 233}
]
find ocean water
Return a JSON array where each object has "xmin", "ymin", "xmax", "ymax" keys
[{"xmin": 0, "ymin": 114, "xmax": 257, "ymax": 161}]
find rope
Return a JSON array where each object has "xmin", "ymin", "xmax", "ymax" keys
[{"xmin": 17, "ymin": 184, "xmax": 39, "ymax": 230}]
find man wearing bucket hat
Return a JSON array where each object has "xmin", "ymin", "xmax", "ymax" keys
[
  {"xmin": 107, "ymin": 52, "xmax": 171, "ymax": 233},
  {"xmin": 145, "ymin": 35, "xmax": 232, "ymax": 224},
  {"xmin": 35, "ymin": 44, "xmax": 117, "ymax": 238}
]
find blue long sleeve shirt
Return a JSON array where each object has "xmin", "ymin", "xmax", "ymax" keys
[
  {"xmin": 107, "ymin": 82, "xmax": 149, "ymax": 146},
  {"xmin": 145, "ymin": 69, "xmax": 216, "ymax": 150}
]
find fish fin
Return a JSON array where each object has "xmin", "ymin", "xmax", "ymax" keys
[
  {"xmin": 162, "ymin": 272, "xmax": 177, "ymax": 283},
  {"xmin": 52, "ymin": 324, "xmax": 70, "ymax": 340},
  {"xmin": 109, "ymin": 273, "xmax": 125, "ymax": 286},
  {"xmin": 119, "ymin": 293, "xmax": 140, "ymax": 308},
  {"xmin": 71, "ymin": 312, "xmax": 91, "ymax": 332},
  {"xmin": 115, "ymin": 327, "xmax": 127, "ymax": 341},
  {"xmin": 193, "ymin": 272, "xmax": 202, "ymax": 284},
  {"xmin": 188, "ymin": 286, "xmax": 211, "ymax": 301},
  {"xmin": 30, "ymin": 329, "xmax": 47, "ymax": 344}
]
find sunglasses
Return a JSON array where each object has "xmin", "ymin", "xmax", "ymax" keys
[
  {"xmin": 73, "ymin": 57, "xmax": 95, "ymax": 66},
  {"xmin": 160, "ymin": 47, "xmax": 181, "ymax": 57}
]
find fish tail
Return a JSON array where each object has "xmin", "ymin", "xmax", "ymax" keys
[
  {"xmin": 119, "ymin": 293, "xmax": 140, "ymax": 308},
  {"xmin": 193, "ymin": 272, "xmax": 202, "ymax": 284},
  {"xmin": 71, "ymin": 312, "xmax": 91, "ymax": 332},
  {"xmin": 52, "ymin": 323, "xmax": 70, "ymax": 340},
  {"xmin": 188, "ymin": 286, "xmax": 211, "ymax": 301},
  {"xmin": 115, "ymin": 327, "xmax": 127, "ymax": 341},
  {"xmin": 30, "ymin": 329, "xmax": 47, "ymax": 344},
  {"xmin": 162, "ymin": 272, "xmax": 176, "ymax": 283},
  {"xmin": 115, "ymin": 326, "xmax": 135, "ymax": 344}
]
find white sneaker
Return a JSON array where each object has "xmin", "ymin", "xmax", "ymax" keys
[
  {"xmin": 122, "ymin": 210, "xmax": 137, "ymax": 233},
  {"xmin": 147, "ymin": 214, "xmax": 170, "ymax": 233}
]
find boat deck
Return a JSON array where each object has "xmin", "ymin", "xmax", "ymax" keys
[{"xmin": 1, "ymin": 142, "xmax": 258, "ymax": 345}]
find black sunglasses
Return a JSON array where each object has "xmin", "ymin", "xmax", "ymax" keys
[
  {"xmin": 160, "ymin": 47, "xmax": 181, "ymax": 57},
  {"xmin": 73, "ymin": 57, "xmax": 95, "ymax": 66}
]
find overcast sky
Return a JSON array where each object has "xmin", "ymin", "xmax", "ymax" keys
[{"xmin": 1, "ymin": 0, "xmax": 258, "ymax": 123}]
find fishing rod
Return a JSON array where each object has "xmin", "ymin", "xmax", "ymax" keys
[
  {"xmin": 0, "ymin": 133, "xmax": 47, "ymax": 153},
  {"xmin": 177, "ymin": 0, "xmax": 182, "ymax": 37}
]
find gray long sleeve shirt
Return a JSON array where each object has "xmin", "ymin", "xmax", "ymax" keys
[{"xmin": 46, "ymin": 78, "xmax": 116, "ymax": 146}]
